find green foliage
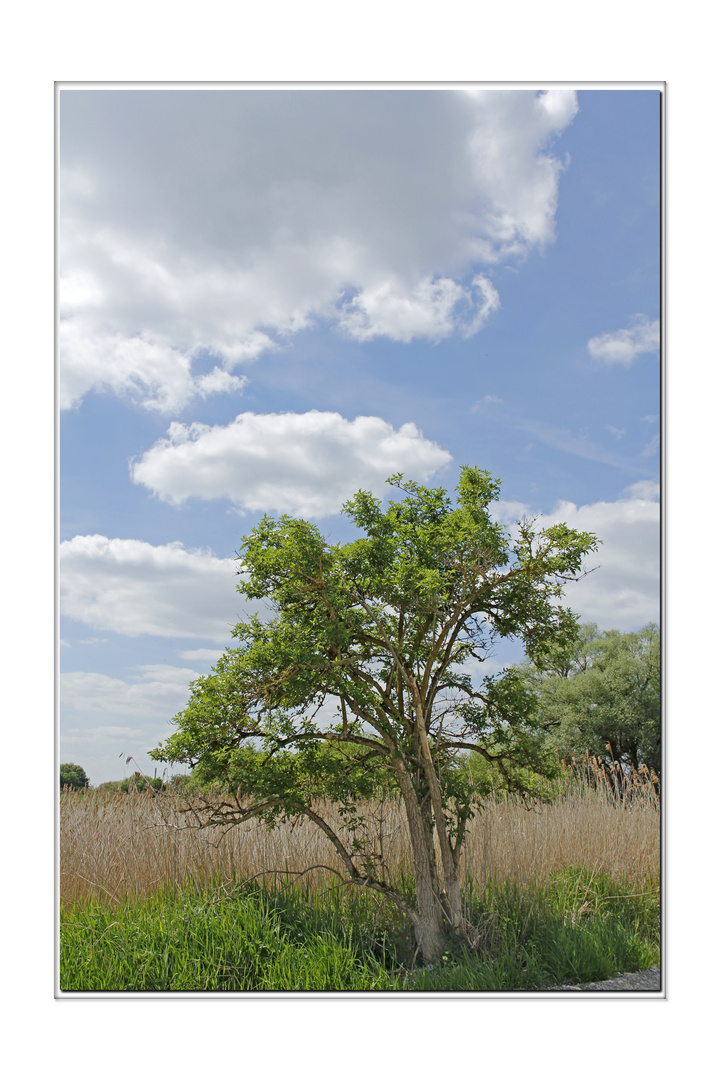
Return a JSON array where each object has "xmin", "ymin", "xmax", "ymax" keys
[
  {"xmin": 60, "ymin": 763, "xmax": 90, "ymax": 791},
  {"xmin": 119, "ymin": 772, "xmax": 164, "ymax": 793},
  {"xmin": 94, "ymin": 780, "xmax": 122, "ymax": 794},
  {"xmin": 150, "ymin": 466, "xmax": 598, "ymax": 955},
  {"xmin": 524, "ymin": 623, "xmax": 660, "ymax": 773}
]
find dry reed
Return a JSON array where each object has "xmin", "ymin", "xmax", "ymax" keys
[{"xmin": 60, "ymin": 761, "xmax": 659, "ymax": 906}]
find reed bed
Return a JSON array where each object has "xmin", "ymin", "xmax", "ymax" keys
[{"xmin": 60, "ymin": 763, "xmax": 660, "ymax": 906}]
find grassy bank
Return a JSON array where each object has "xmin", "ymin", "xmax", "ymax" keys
[
  {"xmin": 60, "ymin": 867, "xmax": 659, "ymax": 992},
  {"xmin": 60, "ymin": 766, "xmax": 660, "ymax": 992}
]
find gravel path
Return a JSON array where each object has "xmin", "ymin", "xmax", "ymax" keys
[{"xmin": 540, "ymin": 965, "xmax": 662, "ymax": 992}]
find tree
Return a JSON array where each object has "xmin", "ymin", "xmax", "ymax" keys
[
  {"xmin": 60, "ymin": 762, "xmax": 90, "ymax": 791},
  {"xmin": 526, "ymin": 622, "xmax": 660, "ymax": 774},
  {"xmin": 151, "ymin": 467, "xmax": 598, "ymax": 962},
  {"xmin": 119, "ymin": 772, "xmax": 164, "ymax": 793}
]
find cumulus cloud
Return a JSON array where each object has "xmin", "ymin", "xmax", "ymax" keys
[
  {"xmin": 130, "ymin": 410, "xmax": 453, "ymax": 517},
  {"xmin": 338, "ymin": 273, "xmax": 500, "ymax": 343},
  {"xmin": 493, "ymin": 485, "xmax": 659, "ymax": 631},
  {"xmin": 587, "ymin": 315, "xmax": 660, "ymax": 365},
  {"xmin": 59, "ymin": 87, "xmax": 577, "ymax": 410},
  {"xmin": 59, "ymin": 535, "xmax": 252, "ymax": 641},
  {"xmin": 58, "ymin": 320, "xmax": 252, "ymax": 413}
]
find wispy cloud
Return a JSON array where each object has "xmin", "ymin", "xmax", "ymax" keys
[
  {"xmin": 513, "ymin": 416, "xmax": 636, "ymax": 471},
  {"xmin": 587, "ymin": 315, "xmax": 659, "ymax": 365},
  {"xmin": 473, "ymin": 397, "xmax": 650, "ymax": 472},
  {"xmin": 471, "ymin": 393, "xmax": 503, "ymax": 411}
]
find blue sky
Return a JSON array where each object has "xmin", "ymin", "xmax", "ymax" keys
[{"xmin": 58, "ymin": 86, "xmax": 661, "ymax": 785}]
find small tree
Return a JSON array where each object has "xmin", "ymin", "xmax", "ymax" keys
[
  {"xmin": 151, "ymin": 467, "xmax": 598, "ymax": 961},
  {"xmin": 527, "ymin": 623, "xmax": 660, "ymax": 774},
  {"xmin": 60, "ymin": 763, "xmax": 90, "ymax": 791}
]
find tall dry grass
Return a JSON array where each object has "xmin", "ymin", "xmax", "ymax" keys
[{"xmin": 60, "ymin": 762, "xmax": 659, "ymax": 906}]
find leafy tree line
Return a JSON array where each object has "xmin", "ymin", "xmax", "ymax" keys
[
  {"xmin": 96, "ymin": 773, "xmax": 167, "ymax": 794},
  {"xmin": 518, "ymin": 622, "xmax": 660, "ymax": 775},
  {"xmin": 60, "ymin": 767, "xmax": 171, "ymax": 794},
  {"xmin": 151, "ymin": 466, "xmax": 598, "ymax": 961}
]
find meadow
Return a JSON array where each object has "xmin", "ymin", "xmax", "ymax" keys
[{"xmin": 59, "ymin": 762, "xmax": 661, "ymax": 992}]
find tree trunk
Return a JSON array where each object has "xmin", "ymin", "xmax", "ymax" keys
[
  {"xmin": 411, "ymin": 843, "xmax": 448, "ymax": 963},
  {"xmin": 394, "ymin": 763, "xmax": 446, "ymax": 962},
  {"xmin": 415, "ymin": 715, "xmax": 466, "ymax": 932}
]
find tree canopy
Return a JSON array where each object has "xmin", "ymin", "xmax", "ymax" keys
[
  {"xmin": 152, "ymin": 466, "xmax": 598, "ymax": 960},
  {"xmin": 523, "ymin": 622, "xmax": 660, "ymax": 774}
]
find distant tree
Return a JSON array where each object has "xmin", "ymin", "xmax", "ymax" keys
[
  {"xmin": 151, "ymin": 467, "xmax": 597, "ymax": 962},
  {"xmin": 60, "ymin": 763, "xmax": 90, "ymax": 791},
  {"xmin": 119, "ymin": 772, "xmax": 164, "ymax": 793},
  {"xmin": 525, "ymin": 623, "xmax": 660, "ymax": 773},
  {"xmin": 95, "ymin": 780, "xmax": 122, "ymax": 794}
]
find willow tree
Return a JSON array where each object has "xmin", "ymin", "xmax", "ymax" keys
[{"xmin": 151, "ymin": 467, "xmax": 598, "ymax": 962}]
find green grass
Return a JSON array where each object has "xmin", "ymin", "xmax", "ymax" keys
[
  {"xmin": 407, "ymin": 868, "xmax": 660, "ymax": 991},
  {"xmin": 60, "ymin": 867, "xmax": 660, "ymax": 993}
]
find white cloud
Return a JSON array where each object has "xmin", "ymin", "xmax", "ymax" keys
[
  {"xmin": 621, "ymin": 480, "xmax": 659, "ymax": 500},
  {"xmin": 178, "ymin": 648, "xmax": 224, "ymax": 662},
  {"xmin": 587, "ymin": 315, "xmax": 660, "ymax": 365},
  {"xmin": 130, "ymin": 410, "xmax": 453, "ymax": 517},
  {"xmin": 493, "ymin": 485, "xmax": 660, "ymax": 631},
  {"xmin": 59, "ymin": 535, "xmax": 251, "ymax": 641},
  {"xmin": 58, "ymin": 321, "xmax": 252, "ymax": 413},
  {"xmin": 61, "ymin": 666, "xmax": 201, "ymax": 719},
  {"xmin": 59, "ymin": 88, "xmax": 577, "ymax": 411},
  {"xmin": 337, "ymin": 273, "xmax": 500, "ymax": 343}
]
